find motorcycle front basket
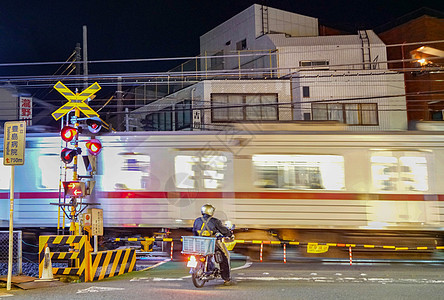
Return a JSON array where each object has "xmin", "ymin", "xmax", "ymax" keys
[{"xmin": 182, "ymin": 236, "xmax": 216, "ymax": 255}]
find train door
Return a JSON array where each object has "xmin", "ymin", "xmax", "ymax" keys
[{"xmin": 368, "ymin": 150, "xmax": 435, "ymax": 227}]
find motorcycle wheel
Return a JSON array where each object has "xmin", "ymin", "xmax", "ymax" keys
[{"xmin": 192, "ymin": 261, "xmax": 206, "ymax": 288}]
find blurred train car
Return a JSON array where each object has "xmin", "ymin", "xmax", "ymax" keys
[{"xmin": 1, "ymin": 129, "xmax": 444, "ymax": 258}]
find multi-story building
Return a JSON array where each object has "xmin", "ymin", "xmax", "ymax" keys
[
  {"xmin": 377, "ymin": 8, "xmax": 444, "ymax": 124},
  {"xmin": 130, "ymin": 4, "xmax": 407, "ymax": 131}
]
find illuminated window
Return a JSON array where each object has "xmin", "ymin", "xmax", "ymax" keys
[
  {"xmin": 102, "ymin": 151, "xmax": 150, "ymax": 190},
  {"xmin": 371, "ymin": 152, "xmax": 428, "ymax": 192},
  {"xmin": 175, "ymin": 155, "xmax": 227, "ymax": 189},
  {"xmin": 253, "ymin": 155, "xmax": 345, "ymax": 190},
  {"xmin": 38, "ymin": 154, "xmax": 61, "ymax": 189},
  {"xmin": 39, "ymin": 153, "xmax": 87, "ymax": 189}
]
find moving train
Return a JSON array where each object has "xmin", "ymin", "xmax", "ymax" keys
[{"xmin": 1, "ymin": 127, "xmax": 444, "ymax": 256}]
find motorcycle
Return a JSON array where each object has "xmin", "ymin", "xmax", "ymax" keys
[{"xmin": 182, "ymin": 227, "xmax": 235, "ymax": 288}]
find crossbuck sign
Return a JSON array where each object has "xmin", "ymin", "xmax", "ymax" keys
[{"xmin": 52, "ymin": 81, "xmax": 101, "ymax": 120}]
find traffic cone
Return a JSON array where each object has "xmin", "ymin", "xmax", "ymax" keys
[{"xmin": 36, "ymin": 247, "xmax": 57, "ymax": 281}]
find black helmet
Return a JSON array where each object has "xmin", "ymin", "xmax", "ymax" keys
[{"xmin": 201, "ymin": 204, "xmax": 215, "ymax": 216}]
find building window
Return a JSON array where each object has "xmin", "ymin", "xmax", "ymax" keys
[
  {"xmin": 236, "ymin": 39, "xmax": 247, "ymax": 50},
  {"xmin": 175, "ymin": 100, "xmax": 192, "ymax": 130},
  {"xmin": 253, "ymin": 154, "xmax": 345, "ymax": 190},
  {"xmin": 211, "ymin": 50, "xmax": 224, "ymax": 70},
  {"xmin": 371, "ymin": 152, "xmax": 428, "ymax": 192},
  {"xmin": 142, "ymin": 108, "xmax": 173, "ymax": 131},
  {"xmin": 302, "ymin": 86, "xmax": 310, "ymax": 98},
  {"xmin": 211, "ymin": 94, "xmax": 278, "ymax": 122},
  {"xmin": 299, "ymin": 60, "xmax": 329, "ymax": 69},
  {"xmin": 312, "ymin": 103, "xmax": 378, "ymax": 125}
]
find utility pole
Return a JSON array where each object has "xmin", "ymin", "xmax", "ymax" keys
[
  {"xmin": 83, "ymin": 25, "xmax": 88, "ymax": 90},
  {"xmin": 75, "ymin": 43, "xmax": 81, "ymax": 76},
  {"xmin": 117, "ymin": 77, "xmax": 123, "ymax": 131},
  {"xmin": 75, "ymin": 43, "xmax": 82, "ymax": 90}
]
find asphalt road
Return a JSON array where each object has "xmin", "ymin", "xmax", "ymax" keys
[{"xmin": 3, "ymin": 260, "xmax": 444, "ymax": 300}]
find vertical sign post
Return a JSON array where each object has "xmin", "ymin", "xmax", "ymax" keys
[
  {"xmin": 192, "ymin": 110, "xmax": 201, "ymax": 130},
  {"xmin": 19, "ymin": 97, "xmax": 32, "ymax": 126},
  {"xmin": 90, "ymin": 208, "xmax": 103, "ymax": 252},
  {"xmin": 3, "ymin": 121, "xmax": 26, "ymax": 291}
]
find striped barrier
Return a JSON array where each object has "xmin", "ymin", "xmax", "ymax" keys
[
  {"xmin": 90, "ymin": 248, "xmax": 136, "ymax": 281},
  {"xmin": 39, "ymin": 235, "xmax": 136, "ymax": 282},
  {"xmin": 39, "ymin": 235, "xmax": 89, "ymax": 281}
]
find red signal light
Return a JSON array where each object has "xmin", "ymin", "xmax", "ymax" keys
[
  {"xmin": 61, "ymin": 148, "xmax": 80, "ymax": 164},
  {"xmin": 85, "ymin": 139, "xmax": 102, "ymax": 155},
  {"xmin": 61, "ymin": 126, "xmax": 78, "ymax": 142},
  {"xmin": 86, "ymin": 117, "xmax": 102, "ymax": 134}
]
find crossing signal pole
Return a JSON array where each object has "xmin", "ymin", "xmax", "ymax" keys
[{"xmin": 51, "ymin": 81, "xmax": 103, "ymax": 236}]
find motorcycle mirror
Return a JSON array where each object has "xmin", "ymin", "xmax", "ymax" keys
[{"xmin": 225, "ymin": 220, "xmax": 235, "ymax": 230}]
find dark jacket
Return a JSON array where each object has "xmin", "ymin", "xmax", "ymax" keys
[{"xmin": 193, "ymin": 214, "xmax": 231, "ymax": 237}]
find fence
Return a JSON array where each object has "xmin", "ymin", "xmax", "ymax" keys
[{"xmin": 0, "ymin": 231, "xmax": 22, "ymax": 275}]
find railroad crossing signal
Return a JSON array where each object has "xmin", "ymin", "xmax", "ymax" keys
[
  {"xmin": 63, "ymin": 181, "xmax": 86, "ymax": 197},
  {"xmin": 52, "ymin": 81, "xmax": 101, "ymax": 120}
]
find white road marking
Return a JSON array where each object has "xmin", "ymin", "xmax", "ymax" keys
[
  {"xmin": 76, "ymin": 286, "xmax": 125, "ymax": 294},
  {"xmin": 234, "ymin": 276, "xmax": 444, "ymax": 284},
  {"xmin": 152, "ymin": 278, "xmax": 184, "ymax": 281},
  {"xmin": 139, "ymin": 259, "xmax": 171, "ymax": 271},
  {"xmin": 130, "ymin": 277, "xmax": 149, "ymax": 282},
  {"xmin": 0, "ymin": 293, "xmax": 13, "ymax": 298}
]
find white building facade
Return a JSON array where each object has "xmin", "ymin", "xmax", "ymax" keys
[{"xmin": 131, "ymin": 4, "xmax": 407, "ymax": 131}]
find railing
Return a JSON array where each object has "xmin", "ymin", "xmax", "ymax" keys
[{"xmin": 0, "ymin": 231, "xmax": 22, "ymax": 275}]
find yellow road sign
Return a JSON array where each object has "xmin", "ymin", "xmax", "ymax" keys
[
  {"xmin": 307, "ymin": 243, "xmax": 329, "ymax": 253},
  {"xmin": 3, "ymin": 121, "xmax": 26, "ymax": 165},
  {"xmin": 52, "ymin": 81, "xmax": 101, "ymax": 120}
]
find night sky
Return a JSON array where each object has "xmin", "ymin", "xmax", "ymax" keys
[{"xmin": 1, "ymin": 0, "xmax": 443, "ymax": 77}]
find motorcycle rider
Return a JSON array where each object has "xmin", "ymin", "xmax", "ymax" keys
[{"xmin": 192, "ymin": 204, "xmax": 234, "ymax": 285}]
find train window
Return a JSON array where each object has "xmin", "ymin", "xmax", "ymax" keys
[
  {"xmin": 175, "ymin": 155, "xmax": 227, "ymax": 189},
  {"xmin": 371, "ymin": 152, "xmax": 428, "ymax": 192},
  {"xmin": 38, "ymin": 154, "xmax": 61, "ymax": 189},
  {"xmin": 252, "ymin": 155, "xmax": 345, "ymax": 190},
  {"xmin": 38, "ymin": 153, "xmax": 87, "ymax": 189},
  {"xmin": 0, "ymin": 159, "xmax": 9, "ymax": 189},
  {"xmin": 102, "ymin": 152, "xmax": 150, "ymax": 190}
]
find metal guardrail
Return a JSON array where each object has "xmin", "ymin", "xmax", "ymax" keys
[{"xmin": 0, "ymin": 231, "xmax": 22, "ymax": 275}]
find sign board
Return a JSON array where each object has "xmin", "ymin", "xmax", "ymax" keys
[
  {"xmin": 90, "ymin": 208, "xmax": 103, "ymax": 236},
  {"xmin": 83, "ymin": 213, "xmax": 92, "ymax": 227},
  {"xmin": 192, "ymin": 110, "xmax": 201, "ymax": 129},
  {"xmin": 307, "ymin": 243, "xmax": 329, "ymax": 253},
  {"xmin": 19, "ymin": 97, "xmax": 32, "ymax": 126},
  {"xmin": 3, "ymin": 121, "xmax": 26, "ymax": 165},
  {"xmin": 52, "ymin": 81, "xmax": 101, "ymax": 120}
]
